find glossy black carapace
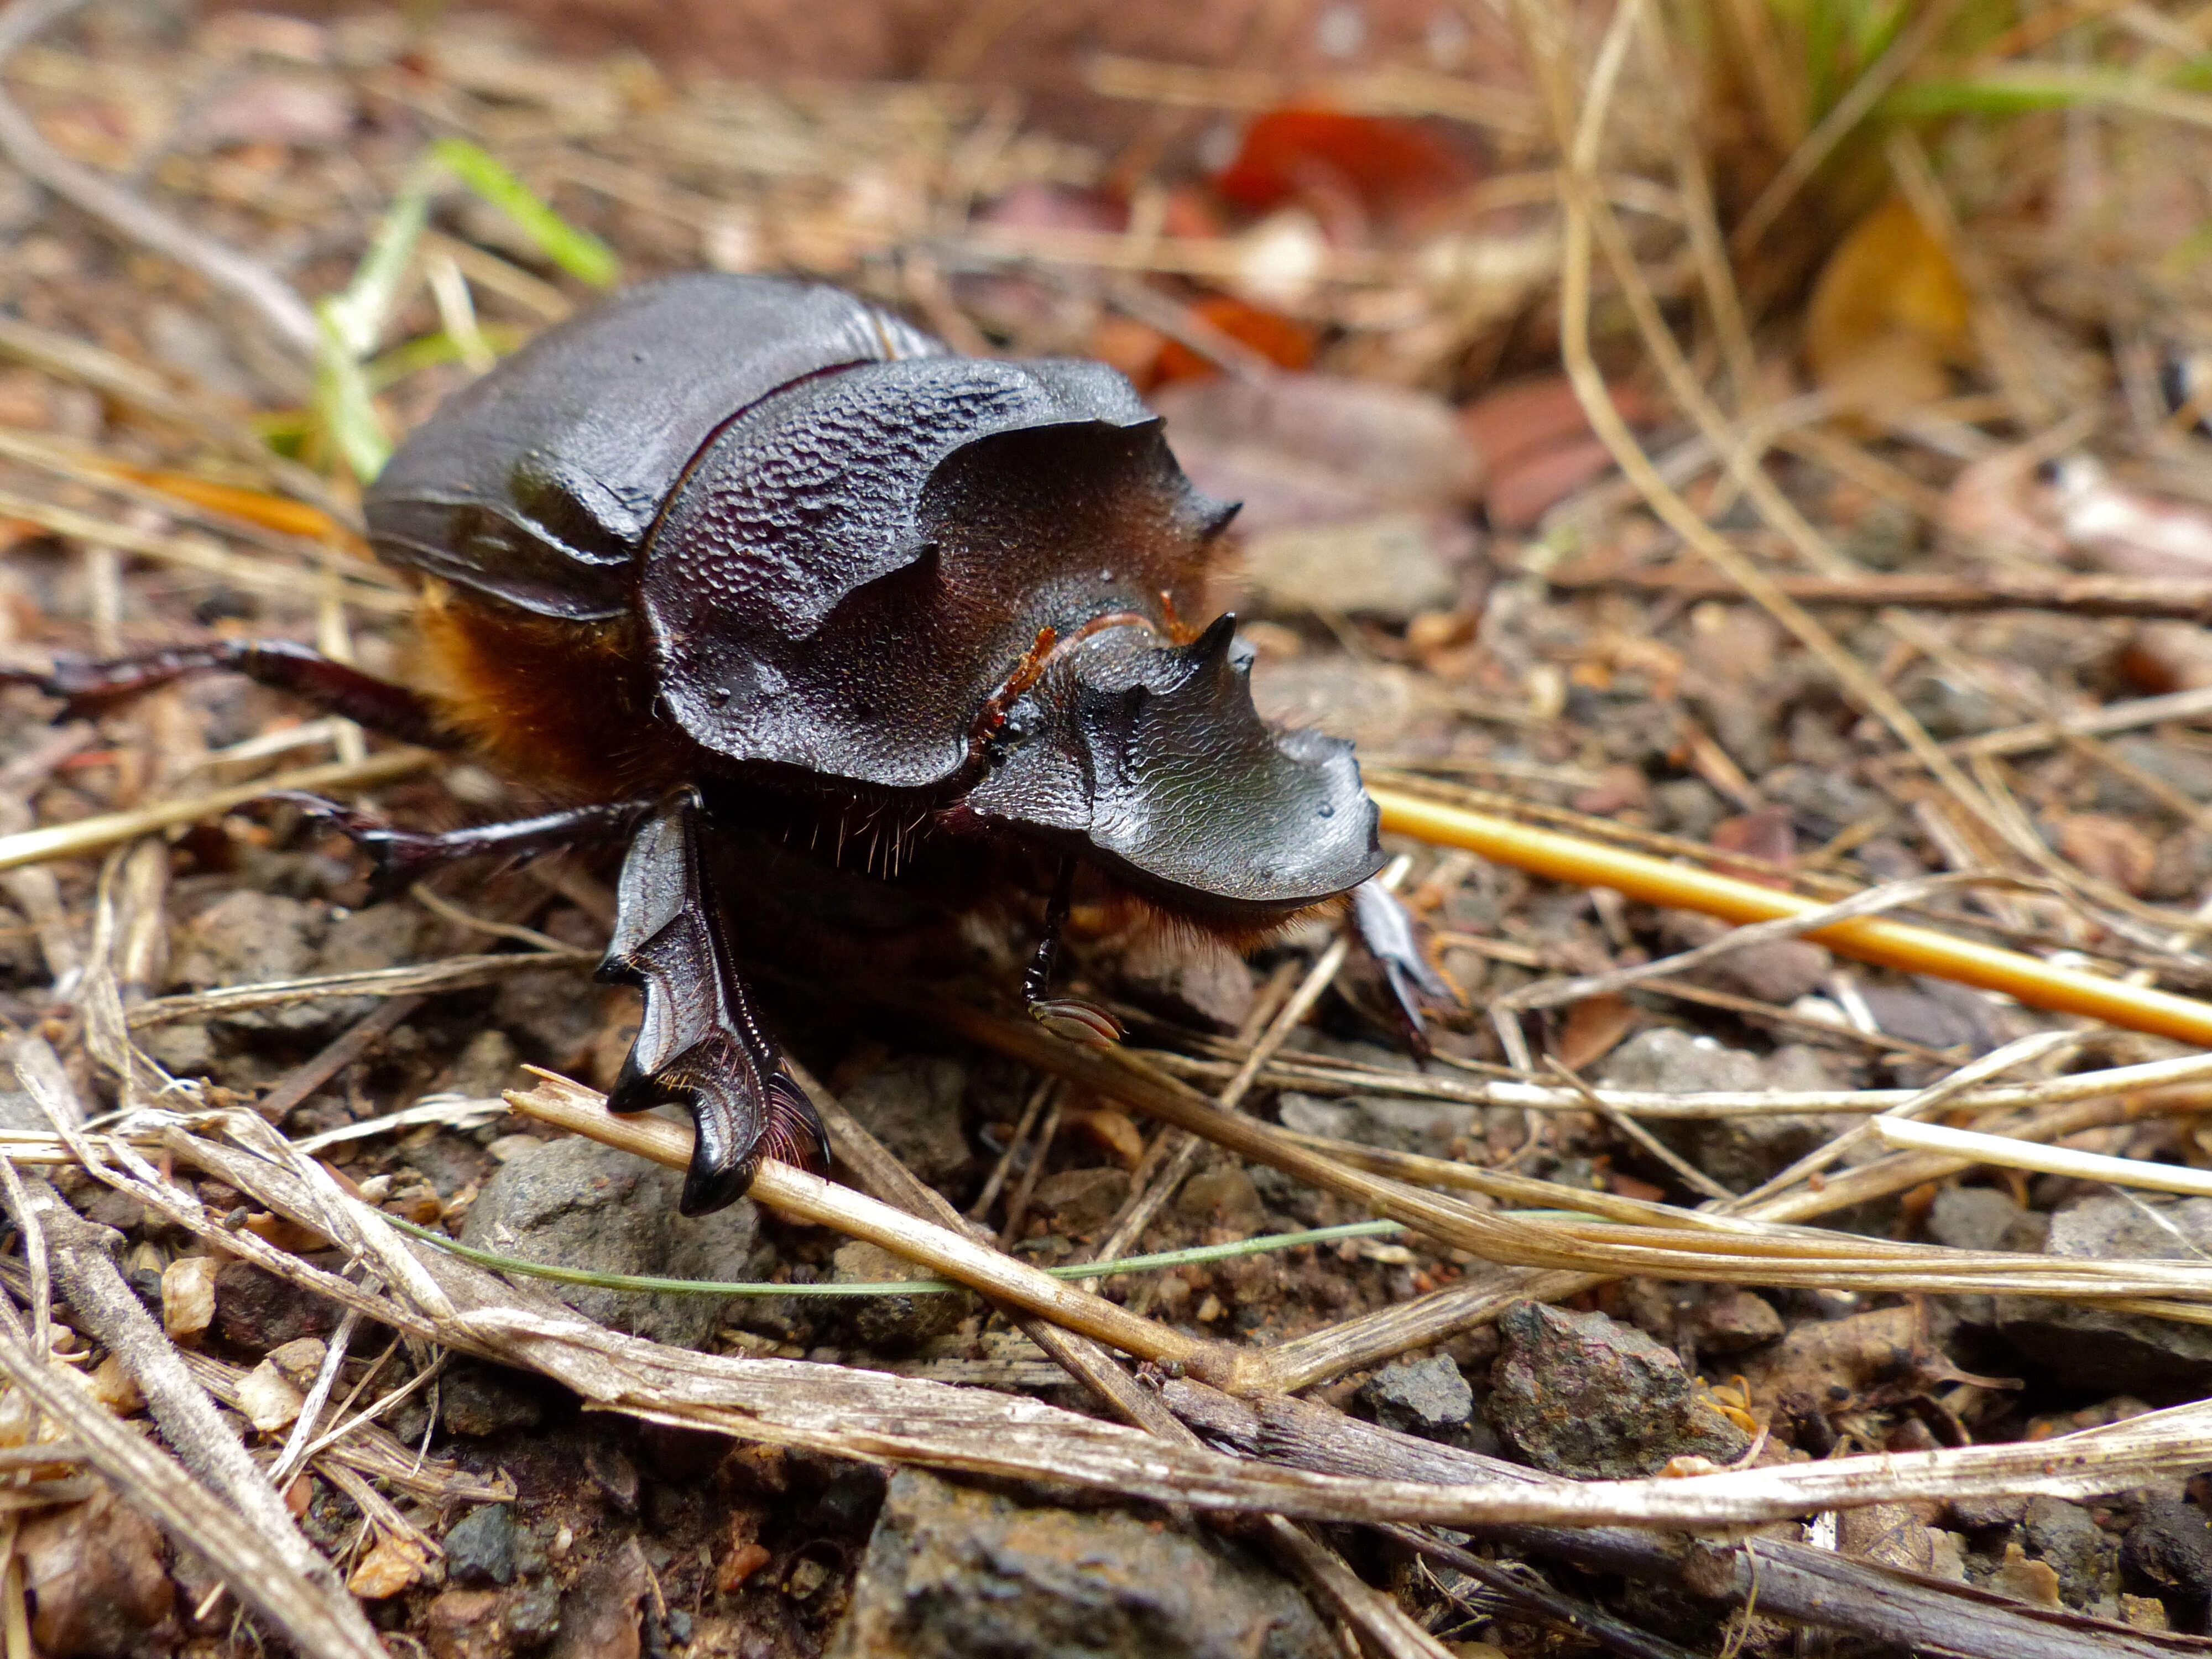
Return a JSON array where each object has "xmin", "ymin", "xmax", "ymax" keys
[{"xmin": 23, "ymin": 275, "xmax": 1442, "ymax": 1213}]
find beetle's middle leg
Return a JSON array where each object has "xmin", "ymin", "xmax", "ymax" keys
[
  {"xmin": 1023, "ymin": 854, "xmax": 1125, "ymax": 1046},
  {"xmin": 596, "ymin": 790, "xmax": 825, "ymax": 1215},
  {"xmin": 268, "ymin": 794, "xmax": 655, "ymax": 902}
]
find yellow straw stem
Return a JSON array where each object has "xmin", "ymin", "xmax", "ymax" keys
[{"xmin": 1371, "ymin": 785, "xmax": 2212, "ymax": 1051}]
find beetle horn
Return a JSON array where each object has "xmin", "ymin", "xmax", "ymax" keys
[{"xmin": 960, "ymin": 615, "xmax": 1383, "ymax": 919}]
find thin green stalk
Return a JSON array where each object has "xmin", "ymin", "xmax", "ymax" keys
[{"xmin": 388, "ymin": 1214, "xmax": 1408, "ymax": 1298}]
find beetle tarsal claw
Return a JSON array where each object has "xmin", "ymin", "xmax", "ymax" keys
[{"xmin": 1029, "ymin": 997, "xmax": 1126, "ymax": 1047}]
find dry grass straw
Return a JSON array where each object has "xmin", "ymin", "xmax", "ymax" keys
[
  {"xmin": 0, "ymin": 749, "xmax": 432, "ymax": 875},
  {"xmin": 509, "ymin": 1069, "xmax": 1228, "ymax": 1378},
  {"xmin": 5, "ymin": 8, "xmax": 2212, "ymax": 1648},
  {"xmin": 253, "ymin": 1071, "xmax": 2195, "ymax": 1533}
]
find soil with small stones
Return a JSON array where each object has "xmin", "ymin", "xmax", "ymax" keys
[{"xmin": 3, "ymin": 4, "xmax": 2212, "ymax": 1658}]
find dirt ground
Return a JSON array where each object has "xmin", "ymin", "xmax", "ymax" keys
[{"xmin": 6, "ymin": 3, "xmax": 2212, "ymax": 1657}]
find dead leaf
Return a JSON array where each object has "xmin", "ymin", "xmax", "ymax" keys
[
  {"xmin": 1806, "ymin": 195, "xmax": 1973, "ymax": 416},
  {"xmin": 160, "ymin": 1255, "xmax": 217, "ymax": 1344},
  {"xmin": 1462, "ymin": 375, "xmax": 1653, "ymax": 477},
  {"xmin": 1214, "ymin": 108, "xmax": 1476, "ymax": 239},
  {"xmin": 1460, "ymin": 375, "xmax": 1657, "ymax": 529},
  {"xmin": 1555, "ymin": 994, "xmax": 1636, "ymax": 1072},
  {"xmin": 2052, "ymin": 812, "xmax": 2157, "ymax": 895},
  {"xmin": 1150, "ymin": 371, "xmax": 1479, "ymax": 539},
  {"xmin": 1154, "ymin": 295, "xmax": 1315, "ymax": 383},
  {"xmin": 1712, "ymin": 807, "xmax": 1798, "ymax": 877},
  {"xmin": 1484, "ymin": 436, "xmax": 1619, "ymax": 530}
]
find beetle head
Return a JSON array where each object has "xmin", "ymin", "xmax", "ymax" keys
[{"xmin": 961, "ymin": 614, "xmax": 1383, "ymax": 921}]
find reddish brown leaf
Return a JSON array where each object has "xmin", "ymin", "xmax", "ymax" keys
[
  {"xmin": 1214, "ymin": 108, "xmax": 1473, "ymax": 227},
  {"xmin": 1556, "ymin": 993, "xmax": 1636, "ymax": 1072}
]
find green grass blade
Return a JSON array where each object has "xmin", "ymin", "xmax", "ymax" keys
[{"xmin": 427, "ymin": 137, "xmax": 619, "ymax": 288}]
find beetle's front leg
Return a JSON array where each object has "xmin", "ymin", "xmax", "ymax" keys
[
  {"xmin": 596, "ymin": 791, "xmax": 823, "ymax": 1215},
  {"xmin": 1022, "ymin": 854, "xmax": 1125, "ymax": 1046},
  {"xmin": 1351, "ymin": 877, "xmax": 1455, "ymax": 1054}
]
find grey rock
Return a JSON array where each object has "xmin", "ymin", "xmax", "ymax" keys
[
  {"xmin": 2146, "ymin": 829, "xmax": 2212, "ymax": 905},
  {"xmin": 215, "ymin": 1260, "xmax": 339, "ymax": 1350},
  {"xmin": 1358, "ymin": 1355, "xmax": 1473, "ymax": 1442},
  {"xmin": 442, "ymin": 1027, "xmax": 520, "ymax": 1099},
  {"xmin": 2023, "ymin": 1496, "xmax": 2112, "ymax": 1609},
  {"xmin": 585, "ymin": 1437, "xmax": 639, "ymax": 1514},
  {"xmin": 842, "ymin": 1057, "xmax": 972, "ymax": 1190},
  {"xmin": 492, "ymin": 966, "xmax": 603, "ymax": 1070},
  {"xmin": 1175, "ymin": 1166, "xmax": 1265, "ymax": 1233},
  {"xmin": 1949, "ymin": 1494, "xmax": 2030, "ymax": 1532},
  {"xmin": 1275, "ymin": 1094, "xmax": 1353, "ymax": 1141},
  {"xmin": 171, "ymin": 890, "xmax": 325, "ymax": 1032},
  {"xmin": 1762, "ymin": 765, "xmax": 1883, "ymax": 834},
  {"xmin": 1684, "ymin": 1288, "xmax": 1783, "ymax": 1356},
  {"xmin": 0, "ymin": 1090, "xmax": 46, "ymax": 1133},
  {"xmin": 2122, "ymin": 1496, "xmax": 2212, "ymax": 1605},
  {"xmin": 1928, "ymin": 1187, "xmax": 2036, "ymax": 1253},
  {"xmin": 1654, "ymin": 778, "xmax": 1725, "ymax": 840},
  {"xmin": 1117, "ymin": 932, "xmax": 1254, "ymax": 1034},
  {"xmin": 828, "ymin": 1467, "xmax": 1336, "ymax": 1659},
  {"xmin": 460, "ymin": 1136, "xmax": 757, "ymax": 1349},
  {"xmin": 1602, "ymin": 1027, "xmax": 1764, "ymax": 1095},
  {"xmin": 507, "ymin": 1582, "xmax": 562, "ymax": 1645},
  {"xmin": 1993, "ymin": 1196, "xmax": 2212, "ymax": 1392},
  {"xmin": 1273, "ymin": 1091, "xmax": 1475, "ymax": 1157},
  {"xmin": 2112, "ymin": 738, "xmax": 2212, "ymax": 805},
  {"xmin": 141, "ymin": 1022, "xmax": 216, "ymax": 1078},
  {"xmin": 440, "ymin": 1361, "xmax": 542, "ymax": 1438},
  {"xmin": 1487, "ymin": 1301, "xmax": 1751, "ymax": 1479},
  {"xmin": 1604, "ymin": 1029, "xmax": 1834, "ymax": 1189},
  {"xmin": 1902, "ymin": 670, "xmax": 2007, "ymax": 740},
  {"xmin": 403, "ymin": 1134, "xmax": 489, "ymax": 1199},
  {"xmin": 1859, "ymin": 977, "xmax": 2000, "ymax": 1054},
  {"xmin": 445, "ymin": 1504, "xmax": 518, "ymax": 1587},
  {"xmin": 831, "ymin": 1240, "xmax": 968, "ymax": 1352},
  {"xmin": 1238, "ymin": 513, "xmax": 1468, "ymax": 622},
  {"xmin": 315, "ymin": 903, "xmax": 428, "ymax": 1022},
  {"xmin": 1765, "ymin": 1044, "xmax": 1851, "ymax": 1093},
  {"xmin": 1658, "ymin": 911, "xmax": 1830, "ymax": 1005}
]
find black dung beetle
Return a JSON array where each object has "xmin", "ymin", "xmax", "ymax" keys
[{"xmin": 19, "ymin": 274, "xmax": 1445, "ymax": 1214}]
